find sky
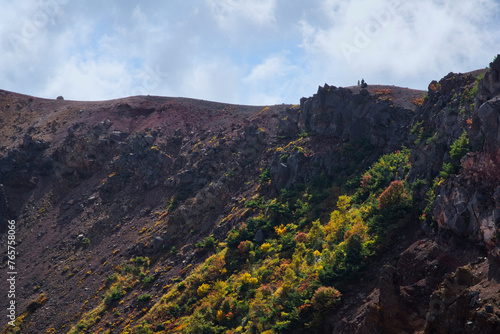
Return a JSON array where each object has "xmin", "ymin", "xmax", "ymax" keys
[{"xmin": 1, "ymin": 0, "xmax": 500, "ymax": 105}]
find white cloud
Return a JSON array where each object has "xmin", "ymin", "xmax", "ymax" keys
[
  {"xmin": 298, "ymin": 0, "xmax": 500, "ymax": 88},
  {"xmin": 0, "ymin": 0, "xmax": 499, "ymax": 105},
  {"xmin": 41, "ymin": 57, "xmax": 132, "ymax": 101},
  {"xmin": 242, "ymin": 53, "xmax": 303, "ymax": 105},
  {"xmin": 179, "ymin": 59, "xmax": 241, "ymax": 103},
  {"xmin": 131, "ymin": 4, "xmax": 148, "ymax": 25},
  {"xmin": 206, "ymin": 0, "xmax": 277, "ymax": 27},
  {"xmin": 244, "ymin": 54, "xmax": 295, "ymax": 83}
]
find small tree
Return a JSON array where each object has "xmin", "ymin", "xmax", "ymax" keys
[
  {"xmin": 450, "ymin": 130, "xmax": 469, "ymax": 163},
  {"xmin": 311, "ymin": 286, "xmax": 342, "ymax": 313},
  {"xmin": 307, "ymin": 220, "xmax": 325, "ymax": 250},
  {"xmin": 378, "ymin": 180, "xmax": 408, "ymax": 209}
]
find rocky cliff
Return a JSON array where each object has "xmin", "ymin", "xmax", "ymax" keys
[{"xmin": 0, "ymin": 55, "xmax": 499, "ymax": 334}]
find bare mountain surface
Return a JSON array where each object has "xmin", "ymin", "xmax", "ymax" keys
[
  {"xmin": 0, "ymin": 90, "xmax": 285, "ymax": 153},
  {"xmin": 346, "ymin": 84, "xmax": 426, "ymax": 111}
]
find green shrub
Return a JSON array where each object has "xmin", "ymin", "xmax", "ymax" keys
[
  {"xmin": 132, "ymin": 256, "xmax": 150, "ymax": 266},
  {"xmin": 307, "ymin": 220, "xmax": 325, "ymax": 250},
  {"xmin": 141, "ymin": 275, "xmax": 155, "ymax": 284},
  {"xmin": 167, "ymin": 196, "xmax": 177, "ymax": 212},
  {"xmin": 344, "ymin": 234, "xmax": 363, "ymax": 264},
  {"xmin": 299, "ymin": 130, "xmax": 308, "ymax": 138},
  {"xmin": 440, "ymin": 130, "xmax": 469, "ymax": 179},
  {"xmin": 450, "ymin": 130, "xmax": 469, "ymax": 163},
  {"xmin": 259, "ymin": 168, "xmax": 271, "ymax": 183},
  {"xmin": 411, "ymin": 179, "xmax": 426, "ymax": 190},
  {"xmin": 410, "ymin": 121, "xmax": 424, "ymax": 144},
  {"xmin": 182, "ymin": 310, "xmax": 224, "ymax": 334},
  {"xmin": 106, "ymin": 273, "xmax": 118, "ymax": 282},
  {"xmin": 245, "ymin": 197, "xmax": 264, "ymax": 209},
  {"xmin": 410, "ymin": 121, "xmax": 423, "ymax": 135},
  {"xmin": 280, "ymin": 153, "xmax": 290, "ymax": 161},
  {"xmin": 426, "ymin": 132, "xmax": 437, "ymax": 145},
  {"xmin": 360, "ymin": 149, "xmax": 411, "ymax": 194},
  {"xmin": 440, "ymin": 162, "xmax": 455, "ymax": 179},
  {"xmin": 138, "ymin": 294, "xmax": 152, "ymax": 303},
  {"xmin": 132, "ymin": 322, "xmax": 154, "ymax": 334},
  {"xmin": 196, "ymin": 236, "xmax": 217, "ymax": 250},
  {"xmin": 293, "ymin": 146, "xmax": 305, "ymax": 154},
  {"xmin": 104, "ymin": 285, "xmax": 125, "ymax": 304}
]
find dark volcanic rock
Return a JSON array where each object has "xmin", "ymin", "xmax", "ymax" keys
[
  {"xmin": 471, "ymin": 96, "xmax": 500, "ymax": 152},
  {"xmin": 0, "ymin": 184, "xmax": 8, "ymax": 233},
  {"xmin": 295, "ymin": 85, "xmax": 413, "ymax": 150}
]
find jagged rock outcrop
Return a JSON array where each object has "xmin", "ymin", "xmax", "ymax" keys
[
  {"xmin": 424, "ymin": 261, "xmax": 500, "ymax": 334},
  {"xmin": 471, "ymin": 96, "xmax": 500, "ymax": 152},
  {"xmin": 433, "ymin": 179, "xmax": 500, "ymax": 255},
  {"xmin": 284, "ymin": 84, "xmax": 413, "ymax": 149},
  {"xmin": 0, "ymin": 135, "xmax": 50, "ymax": 188},
  {"xmin": 408, "ymin": 71, "xmax": 478, "ymax": 183},
  {"xmin": 352, "ymin": 57, "xmax": 500, "ymax": 334},
  {"xmin": 476, "ymin": 55, "xmax": 500, "ymax": 105},
  {"xmin": 272, "ymin": 84, "xmax": 415, "ymax": 190},
  {"xmin": 431, "ymin": 57, "xmax": 500, "ymax": 257},
  {"xmin": 360, "ymin": 240, "xmax": 466, "ymax": 334}
]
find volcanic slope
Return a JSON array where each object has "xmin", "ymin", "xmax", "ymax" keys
[{"xmin": 1, "ymin": 56, "xmax": 499, "ymax": 334}]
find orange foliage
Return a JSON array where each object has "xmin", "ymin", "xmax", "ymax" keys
[
  {"xmin": 373, "ymin": 89, "xmax": 394, "ymax": 95},
  {"xmin": 294, "ymin": 232, "xmax": 308, "ymax": 243},
  {"xmin": 237, "ymin": 240, "xmax": 253, "ymax": 255},
  {"xmin": 311, "ymin": 287, "xmax": 342, "ymax": 312},
  {"xmin": 344, "ymin": 221, "xmax": 368, "ymax": 240},
  {"xmin": 429, "ymin": 82, "xmax": 441, "ymax": 92},
  {"xmin": 411, "ymin": 96, "xmax": 425, "ymax": 106},
  {"xmin": 360, "ymin": 174, "xmax": 372, "ymax": 189},
  {"xmin": 378, "ymin": 180, "xmax": 408, "ymax": 209}
]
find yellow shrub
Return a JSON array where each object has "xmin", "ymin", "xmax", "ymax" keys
[
  {"xmin": 216, "ymin": 310, "xmax": 225, "ymax": 322},
  {"xmin": 336, "ymin": 195, "xmax": 352, "ymax": 212},
  {"xmin": 241, "ymin": 273, "xmax": 258, "ymax": 286},
  {"xmin": 325, "ymin": 210, "xmax": 346, "ymax": 243},
  {"xmin": 197, "ymin": 283, "xmax": 210, "ymax": 297},
  {"xmin": 275, "ymin": 224, "xmax": 286, "ymax": 236},
  {"xmin": 260, "ymin": 243, "xmax": 272, "ymax": 253},
  {"xmin": 344, "ymin": 220, "xmax": 368, "ymax": 240}
]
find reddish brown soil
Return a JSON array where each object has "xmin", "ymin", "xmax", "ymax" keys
[{"xmin": 346, "ymin": 84, "xmax": 426, "ymax": 111}]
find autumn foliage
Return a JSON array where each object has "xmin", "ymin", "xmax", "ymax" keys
[
  {"xmin": 378, "ymin": 180, "xmax": 409, "ymax": 209},
  {"xmin": 373, "ymin": 88, "xmax": 394, "ymax": 95},
  {"xmin": 311, "ymin": 287, "xmax": 342, "ymax": 312},
  {"xmin": 411, "ymin": 96, "xmax": 426, "ymax": 106}
]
